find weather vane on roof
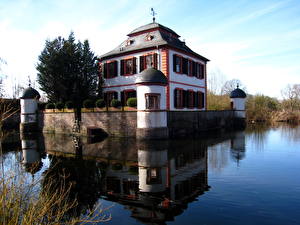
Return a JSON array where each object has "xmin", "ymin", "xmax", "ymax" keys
[
  {"xmin": 28, "ymin": 76, "xmax": 31, "ymax": 87},
  {"xmin": 151, "ymin": 8, "xmax": 157, "ymax": 23}
]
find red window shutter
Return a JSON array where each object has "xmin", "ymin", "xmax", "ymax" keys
[
  {"xmin": 183, "ymin": 58, "xmax": 188, "ymax": 74},
  {"xmin": 174, "ymin": 89, "xmax": 178, "ymax": 108},
  {"xmin": 114, "ymin": 61, "xmax": 118, "ymax": 77},
  {"xmin": 140, "ymin": 56, "xmax": 145, "ymax": 72},
  {"xmin": 113, "ymin": 92, "xmax": 118, "ymax": 100},
  {"xmin": 120, "ymin": 60, "xmax": 124, "ymax": 75},
  {"xmin": 153, "ymin": 53, "xmax": 158, "ymax": 69},
  {"xmin": 173, "ymin": 54, "xmax": 177, "ymax": 72},
  {"xmin": 133, "ymin": 57, "xmax": 137, "ymax": 74},
  {"xmin": 200, "ymin": 64, "xmax": 204, "ymax": 79},
  {"xmin": 103, "ymin": 63, "xmax": 108, "ymax": 78},
  {"xmin": 192, "ymin": 62, "xmax": 196, "ymax": 77},
  {"xmin": 193, "ymin": 91, "xmax": 196, "ymax": 107}
]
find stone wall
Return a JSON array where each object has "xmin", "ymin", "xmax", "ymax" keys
[
  {"xmin": 39, "ymin": 110, "xmax": 244, "ymax": 138},
  {"xmin": 40, "ymin": 111, "xmax": 137, "ymax": 137},
  {"xmin": 81, "ymin": 112, "xmax": 137, "ymax": 137},
  {"xmin": 167, "ymin": 110, "xmax": 244, "ymax": 138}
]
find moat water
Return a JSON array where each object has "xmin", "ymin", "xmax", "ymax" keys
[{"xmin": 1, "ymin": 123, "xmax": 300, "ymax": 225}]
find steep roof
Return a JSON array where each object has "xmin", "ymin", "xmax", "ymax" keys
[
  {"xmin": 135, "ymin": 68, "xmax": 168, "ymax": 85},
  {"xmin": 128, "ymin": 22, "xmax": 180, "ymax": 37},
  {"xmin": 100, "ymin": 22, "xmax": 209, "ymax": 62}
]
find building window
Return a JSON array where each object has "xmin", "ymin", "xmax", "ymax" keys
[
  {"xmin": 103, "ymin": 61, "xmax": 118, "ymax": 78},
  {"xmin": 196, "ymin": 63, "xmax": 205, "ymax": 79},
  {"xmin": 121, "ymin": 89, "xmax": 136, "ymax": 106},
  {"xmin": 140, "ymin": 53, "xmax": 158, "ymax": 72},
  {"xmin": 197, "ymin": 91, "xmax": 205, "ymax": 108},
  {"xmin": 121, "ymin": 57, "xmax": 137, "ymax": 75},
  {"xmin": 173, "ymin": 54, "xmax": 182, "ymax": 73},
  {"xmin": 146, "ymin": 168, "xmax": 161, "ymax": 184},
  {"xmin": 174, "ymin": 88, "xmax": 184, "ymax": 108},
  {"xmin": 188, "ymin": 60, "xmax": 194, "ymax": 76},
  {"xmin": 126, "ymin": 39, "xmax": 134, "ymax": 46},
  {"xmin": 145, "ymin": 93, "xmax": 160, "ymax": 110},
  {"xmin": 104, "ymin": 91, "xmax": 118, "ymax": 106},
  {"xmin": 188, "ymin": 90, "xmax": 194, "ymax": 108}
]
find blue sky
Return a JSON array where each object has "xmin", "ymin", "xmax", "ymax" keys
[{"xmin": 0, "ymin": 0, "xmax": 299, "ymax": 98}]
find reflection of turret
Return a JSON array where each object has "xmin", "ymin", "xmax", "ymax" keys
[
  {"xmin": 230, "ymin": 131, "xmax": 246, "ymax": 163},
  {"xmin": 21, "ymin": 133, "xmax": 45, "ymax": 174},
  {"xmin": 138, "ymin": 149, "xmax": 168, "ymax": 193}
]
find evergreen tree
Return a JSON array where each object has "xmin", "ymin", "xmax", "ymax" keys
[{"xmin": 36, "ymin": 32, "xmax": 99, "ymax": 104}]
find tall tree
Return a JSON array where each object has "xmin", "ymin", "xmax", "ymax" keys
[{"xmin": 36, "ymin": 33, "xmax": 99, "ymax": 103}]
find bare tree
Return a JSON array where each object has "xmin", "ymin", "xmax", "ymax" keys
[
  {"xmin": 281, "ymin": 84, "xmax": 300, "ymax": 111},
  {"xmin": 221, "ymin": 79, "xmax": 247, "ymax": 95},
  {"xmin": 207, "ymin": 68, "xmax": 227, "ymax": 95},
  {"xmin": 0, "ymin": 57, "xmax": 7, "ymax": 98}
]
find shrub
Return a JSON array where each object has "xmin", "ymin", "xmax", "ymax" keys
[
  {"xmin": 95, "ymin": 99, "xmax": 105, "ymax": 108},
  {"xmin": 46, "ymin": 103, "xmax": 55, "ymax": 109},
  {"xmin": 38, "ymin": 102, "xmax": 47, "ymax": 110},
  {"xmin": 65, "ymin": 101, "xmax": 73, "ymax": 109},
  {"xmin": 55, "ymin": 102, "xmax": 64, "ymax": 110},
  {"xmin": 83, "ymin": 99, "xmax": 95, "ymax": 109},
  {"xmin": 126, "ymin": 97, "xmax": 137, "ymax": 107},
  {"xmin": 112, "ymin": 163, "xmax": 123, "ymax": 170},
  {"xmin": 111, "ymin": 99, "xmax": 121, "ymax": 108}
]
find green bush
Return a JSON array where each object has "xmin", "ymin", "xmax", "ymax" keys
[
  {"xmin": 65, "ymin": 101, "xmax": 73, "ymax": 109},
  {"xmin": 111, "ymin": 163, "xmax": 123, "ymax": 170},
  {"xmin": 38, "ymin": 102, "xmax": 47, "ymax": 110},
  {"xmin": 83, "ymin": 99, "xmax": 95, "ymax": 109},
  {"xmin": 126, "ymin": 97, "xmax": 137, "ymax": 107},
  {"xmin": 46, "ymin": 103, "xmax": 55, "ymax": 109},
  {"xmin": 95, "ymin": 99, "xmax": 105, "ymax": 108},
  {"xmin": 55, "ymin": 102, "xmax": 64, "ymax": 110},
  {"xmin": 111, "ymin": 99, "xmax": 121, "ymax": 108}
]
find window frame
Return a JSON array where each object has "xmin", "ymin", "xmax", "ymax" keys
[
  {"xmin": 121, "ymin": 57, "xmax": 137, "ymax": 76},
  {"xmin": 139, "ymin": 53, "xmax": 158, "ymax": 72},
  {"xmin": 145, "ymin": 93, "xmax": 160, "ymax": 110},
  {"xmin": 103, "ymin": 61, "xmax": 118, "ymax": 79},
  {"xmin": 197, "ymin": 91, "xmax": 205, "ymax": 109},
  {"xmin": 174, "ymin": 88, "xmax": 184, "ymax": 109}
]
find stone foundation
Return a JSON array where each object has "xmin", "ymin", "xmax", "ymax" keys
[{"xmin": 39, "ymin": 110, "xmax": 245, "ymax": 139}]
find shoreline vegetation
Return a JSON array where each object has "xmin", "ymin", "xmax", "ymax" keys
[
  {"xmin": 0, "ymin": 170, "xmax": 111, "ymax": 225},
  {"xmin": 207, "ymin": 91, "xmax": 300, "ymax": 124}
]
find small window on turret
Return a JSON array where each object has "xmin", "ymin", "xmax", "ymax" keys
[{"xmin": 145, "ymin": 93, "xmax": 160, "ymax": 110}]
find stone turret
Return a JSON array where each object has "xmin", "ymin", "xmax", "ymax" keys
[
  {"xmin": 20, "ymin": 86, "xmax": 40, "ymax": 132},
  {"xmin": 135, "ymin": 68, "xmax": 168, "ymax": 139},
  {"xmin": 230, "ymin": 85, "xmax": 247, "ymax": 118}
]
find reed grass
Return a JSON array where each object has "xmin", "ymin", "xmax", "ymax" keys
[{"xmin": 0, "ymin": 166, "xmax": 111, "ymax": 225}]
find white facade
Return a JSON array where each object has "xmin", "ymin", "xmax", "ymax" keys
[
  {"xmin": 231, "ymin": 98, "xmax": 246, "ymax": 118},
  {"xmin": 136, "ymin": 85, "xmax": 167, "ymax": 129},
  {"xmin": 101, "ymin": 49, "xmax": 207, "ymax": 111},
  {"xmin": 20, "ymin": 99, "xmax": 38, "ymax": 123}
]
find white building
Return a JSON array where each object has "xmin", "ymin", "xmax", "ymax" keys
[{"xmin": 99, "ymin": 21, "xmax": 209, "ymax": 111}]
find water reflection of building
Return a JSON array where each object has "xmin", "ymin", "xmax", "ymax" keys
[
  {"xmin": 45, "ymin": 136, "xmax": 209, "ymax": 224},
  {"xmin": 21, "ymin": 133, "xmax": 45, "ymax": 174},
  {"xmin": 230, "ymin": 131, "xmax": 246, "ymax": 164}
]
